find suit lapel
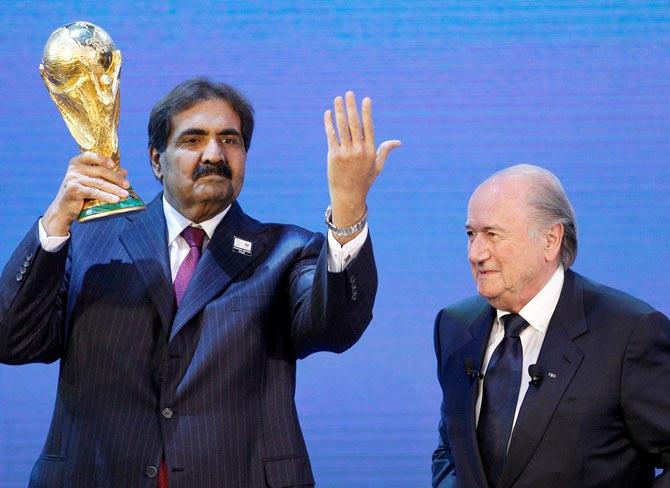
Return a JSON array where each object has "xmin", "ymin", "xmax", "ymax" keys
[
  {"xmin": 444, "ymin": 304, "xmax": 495, "ymax": 487},
  {"xmin": 119, "ymin": 195, "xmax": 174, "ymax": 333},
  {"xmin": 499, "ymin": 271, "xmax": 587, "ymax": 488},
  {"xmin": 170, "ymin": 202, "xmax": 267, "ymax": 341}
]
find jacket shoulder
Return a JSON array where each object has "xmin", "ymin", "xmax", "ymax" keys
[
  {"xmin": 437, "ymin": 295, "xmax": 490, "ymax": 329},
  {"xmin": 574, "ymin": 271, "xmax": 659, "ymax": 318},
  {"xmin": 259, "ymin": 221, "xmax": 324, "ymax": 250}
]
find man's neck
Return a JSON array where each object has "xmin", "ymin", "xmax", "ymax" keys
[{"xmin": 162, "ymin": 195, "xmax": 231, "ymax": 243}]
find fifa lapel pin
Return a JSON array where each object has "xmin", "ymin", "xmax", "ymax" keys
[{"xmin": 233, "ymin": 236, "xmax": 252, "ymax": 256}]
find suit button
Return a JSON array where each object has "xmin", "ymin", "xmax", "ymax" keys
[
  {"xmin": 161, "ymin": 407, "xmax": 174, "ymax": 419},
  {"xmin": 145, "ymin": 465, "xmax": 158, "ymax": 478},
  {"xmin": 16, "ymin": 273, "xmax": 23, "ymax": 282}
]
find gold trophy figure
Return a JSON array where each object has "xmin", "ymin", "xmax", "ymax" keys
[{"xmin": 40, "ymin": 21, "xmax": 144, "ymax": 221}]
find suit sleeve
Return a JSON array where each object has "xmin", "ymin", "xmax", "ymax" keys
[
  {"xmin": 432, "ymin": 309, "xmax": 458, "ymax": 488},
  {"xmin": 0, "ymin": 220, "xmax": 69, "ymax": 364},
  {"xmin": 620, "ymin": 309, "xmax": 670, "ymax": 484},
  {"xmin": 288, "ymin": 231, "xmax": 377, "ymax": 359}
]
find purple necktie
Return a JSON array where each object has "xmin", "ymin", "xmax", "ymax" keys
[
  {"xmin": 173, "ymin": 226, "xmax": 206, "ymax": 307},
  {"xmin": 160, "ymin": 227, "xmax": 206, "ymax": 487}
]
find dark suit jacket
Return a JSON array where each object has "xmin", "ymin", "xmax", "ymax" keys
[
  {"xmin": 432, "ymin": 270, "xmax": 670, "ymax": 488},
  {"xmin": 0, "ymin": 195, "xmax": 377, "ymax": 488}
]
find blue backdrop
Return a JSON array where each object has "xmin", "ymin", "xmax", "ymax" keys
[{"xmin": 1, "ymin": 1, "xmax": 668, "ymax": 486}]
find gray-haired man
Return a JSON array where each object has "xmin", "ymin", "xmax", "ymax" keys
[{"xmin": 432, "ymin": 164, "xmax": 670, "ymax": 487}]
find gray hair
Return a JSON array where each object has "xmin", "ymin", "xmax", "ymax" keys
[{"xmin": 490, "ymin": 164, "xmax": 578, "ymax": 268}]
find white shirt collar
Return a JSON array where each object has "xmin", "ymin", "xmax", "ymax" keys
[
  {"xmin": 162, "ymin": 195, "xmax": 231, "ymax": 246},
  {"xmin": 496, "ymin": 265, "xmax": 565, "ymax": 334}
]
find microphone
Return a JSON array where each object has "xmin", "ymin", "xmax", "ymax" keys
[
  {"xmin": 528, "ymin": 364, "xmax": 543, "ymax": 387},
  {"xmin": 464, "ymin": 358, "xmax": 483, "ymax": 381}
]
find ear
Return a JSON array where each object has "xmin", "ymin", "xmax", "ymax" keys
[
  {"xmin": 149, "ymin": 147, "xmax": 163, "ymax": 182},
  {"xmin": 543, "ymin": 223, "xmax": 564, "ymax": 263}
]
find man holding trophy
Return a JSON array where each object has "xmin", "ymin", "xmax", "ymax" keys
[{"xmin": 0, "ymin": 22, "xmax": 400, "ymax": 487}]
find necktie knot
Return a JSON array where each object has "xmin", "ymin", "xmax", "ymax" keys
[
  {"xmin": 502, "ymin": 313, "xmax": 528, "ymax": 338},
  {"xmin": 182, "ymin": 226, "xmax": 206, "ymax": 249}
]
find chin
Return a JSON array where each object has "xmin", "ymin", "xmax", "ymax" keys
[
  {"xmin": 194, "ymin": 185, "xmax": 233, "ymax": 200},
  {"xmin": 477, "ymin": 284, "xmax": 504, "ymax": 303},
  {"xmin": 476, "ymin": 285, "xmax": 494, "ymax": 299}
]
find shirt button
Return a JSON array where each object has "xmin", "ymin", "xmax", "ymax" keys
[
  {"xmin": 161, "ymin": 407, "xmax": 174, "ymax": 419},
  {"xmin": 145, "ymin": 465, "xmax": 158, "ymax": 478}
]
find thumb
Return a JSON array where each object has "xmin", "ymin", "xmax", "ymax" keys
[{"xmin": 375, "ymin": 140, "xmax": 402, "ymax": 172}]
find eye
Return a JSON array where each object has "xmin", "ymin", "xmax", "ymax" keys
[
  {"xmin": 221, "ymin": 136, "xmax": 240, "ymax": 145},
  {"xmin": 466, "ymin": 230, "xmax": 475, "ymax": 241},
  {"xmin": 487, "ymin": 231, "xmax": 500, "ymax": 241},
  {"xmin": 180, "ymin": 137, "xmax": 200, "ymax": 146}
]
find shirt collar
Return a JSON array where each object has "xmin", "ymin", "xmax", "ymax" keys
[
  {"xmin": 496, "ymin": 265, "xmax": 565, "ymax": 334},
  {"xmin": 162, "ymin": 195, "xmax": 231, "ymax": 246}
]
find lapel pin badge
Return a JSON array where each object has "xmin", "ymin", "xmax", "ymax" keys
[
  {"xmin": 548, "ymin": 372, "xmax": 557, "ymax": 379},
  {"xmin": 233, "ymin": 236, "xmax": 253, "ymax": 256}
]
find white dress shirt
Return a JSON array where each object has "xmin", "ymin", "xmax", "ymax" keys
[
  {"xmin": 38, "ymin": 197, "xmax": 367, "ymax": 276},
  {"xmin": 475, "ymin": 265, "xmax": 565, "ymax": 434}
]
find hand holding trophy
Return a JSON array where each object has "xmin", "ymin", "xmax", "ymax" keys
[{"xmin": 40, "ymin": 21, "xmax": 144, "ymax": 224}]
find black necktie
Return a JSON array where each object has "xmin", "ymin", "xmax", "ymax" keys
[{"xmin": 477, "ymin": 313, "xmax": 529, "ymax": 487}]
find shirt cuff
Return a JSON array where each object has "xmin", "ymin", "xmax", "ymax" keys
[
  {"xmin": 327, "ymin": 224, "xmax": 368, "ymax": 273},
  {"xmin": 38, "ymin": 218, "xmax": 70, "ymax": 253}
]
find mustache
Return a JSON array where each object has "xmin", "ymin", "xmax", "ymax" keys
[{"xmin": 192, "ymin": 161, "xmax": 233, "ymax": 181}]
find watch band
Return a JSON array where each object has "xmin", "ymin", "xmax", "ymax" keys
[{"xmin": 324, "ymin": 205, "xmax": 367, "ymax": 237}]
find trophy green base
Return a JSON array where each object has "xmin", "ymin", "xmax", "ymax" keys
[{"xmin": 78, "ymin": 192, "xmax": 145, "ymax": 222}]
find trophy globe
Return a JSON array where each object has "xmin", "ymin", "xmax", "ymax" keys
[{"xmin": 40, "ymin": 21, "xmax": 144, "ymax": 221}]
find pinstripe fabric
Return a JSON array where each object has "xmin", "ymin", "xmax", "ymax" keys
[{"xmin": 0, "ymin": 194, "xmax": 378, "ymax": 488}]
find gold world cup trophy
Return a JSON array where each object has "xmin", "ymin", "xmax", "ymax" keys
[{"xmin": 40, "ymin": 21, "xmax": 144, "ymax": 221}]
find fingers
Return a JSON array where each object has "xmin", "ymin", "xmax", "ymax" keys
[
  {"xmin": 77, "ymin": 174, "xmax": 130, "ymax": 203},
  {"xmin": 345, "ymin": 91, "xmax": 363, "ymax": 146},
  {"xmin": 375, "ymin": 140, "xmax": 402, "ymax": 172},
  {"xmin": 323, "ymin": 110, "xmax": 338, "ymax": 151},
  {"xmin": 328, "ymin": 91, "xmax": 371, "ymax": 148},
  {"xmin": 43, "ymin": 152, "xmax": 131, "ymax": 235},
  {"xmin": 361, "ymin": 97, "xmax": 374, "ymax": 148},
  {"xmin": 333, "ymin": 95, "xmax": 351, "ymax": 147},
  {"xmin": 74, "ymin": 151, "xmax": 116, "ymax": 169},
  {"xmin": 66, "ymin": 151, "xmax": 130, "ymax": 203},
  {"xmin": 325, "ymin": 91, "xmax": 400, "ymax": 213},
  {"xmin": 72, "ymin": 152, "xmax": 129, "ymax": 188}
]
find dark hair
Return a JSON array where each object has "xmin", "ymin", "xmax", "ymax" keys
[{"xmin": 148, "ymin": 78, "xmax": 254, "ymax": 152}]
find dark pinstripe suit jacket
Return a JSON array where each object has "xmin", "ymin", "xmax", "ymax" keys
[{"xmin": 0, "ymin": 195, "xmax": 377, "ymax": 488}]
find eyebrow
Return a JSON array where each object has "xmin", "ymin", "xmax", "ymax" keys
[
  {"xmin": 465, "ymin": 224, "xmax": 505, "ymax": 232},
  {"xmin": 175, "ymin": 128, "xmax": 242, "ymax": 139}
]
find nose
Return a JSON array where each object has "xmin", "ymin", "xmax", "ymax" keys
[
  {"xmin": 468, "ymin": 233, "xmax": 490, "ymax": 264},
  {"xmin": 201, "ymin": 137, "xmax": 225, "ymax": 163}
]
